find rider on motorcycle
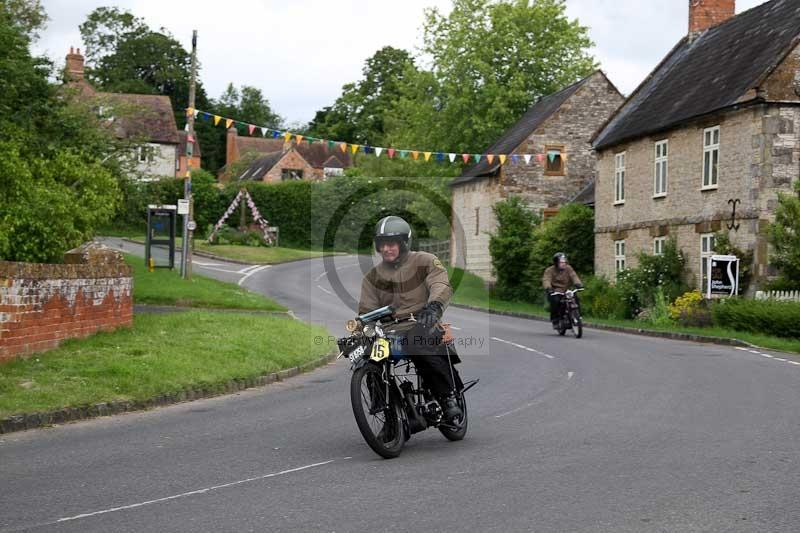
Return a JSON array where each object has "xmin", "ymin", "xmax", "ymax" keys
[
  {"xmin": 358, "ymin": 215, "xmax": 463, "ymax": 422},
  {"xmin": 543, "ymin": 252, "xmax": 583, "ymax": 329}
]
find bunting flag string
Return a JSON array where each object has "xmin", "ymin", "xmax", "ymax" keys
[
  {"xmin": 187, "ymin": 108, "xmax": 570, "ymax": 168},
  {"xmin": 208, "ymin": 189, "xmax": 276, "ymax": 245}
]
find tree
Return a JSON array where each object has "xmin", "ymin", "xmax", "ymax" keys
[
  {"xmin": 768, "ymin": 181, "xmax": 800, "ymax": 289},
  {"xmin": 388, "ymin": 0, "xmax": 596, "ymax": 154},
  {"xmin": 488, "ymin": 197, "xmax": 540, "ymax": 300},
  {"xmin": 0, "ymin": 10, "xmax": 122, "ymax": 262},
  {"xmin": 308, "ymin": 46, "xmax": 416, "ymax": 146},
  {"xmin": 1, "ymin": 0, "xmax": 47, "ymax": 39}
]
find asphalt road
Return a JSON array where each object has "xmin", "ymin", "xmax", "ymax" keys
[{"xmin": 2, "ymin": 240, "xmax": 799, "ymax": 532}]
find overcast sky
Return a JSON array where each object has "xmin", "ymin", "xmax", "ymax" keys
[{"xmin": 36, "ymin": 0, "xmax": 769, "ymax": 125}]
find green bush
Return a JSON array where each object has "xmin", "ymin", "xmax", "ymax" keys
[
  {"xmin": 488, "ymin": 197, "xmax": 540, "ymax": 300},
  {"xmin": 615, "ymin": 238, "xmax": 689, "ymax": 318},
  {"xmin": 768, "ymin": 180, "xmax": 800, "ymax": 289},
  {"xmin": 580, "ymin": 276, "xmax": 627, "ymax": 319},
  {"xmin": 713, "ymin": 298, "xmax": 800, "ymax": 339}
]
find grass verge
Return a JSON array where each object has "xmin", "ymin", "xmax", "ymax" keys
[
  {"xmin": 126, "ymin": 254, "xmax": 286, "ymax": 311},
  {"xmin": 129, "ymin": 235, "xmax": 328, "ymax": 264},
  {"xmin": 0, "ymin": 311, "xmax": 332, "ymax": 418},
  {"xmin": 448, "ymin": 268, "xmax": 800, "ymax": 354}
]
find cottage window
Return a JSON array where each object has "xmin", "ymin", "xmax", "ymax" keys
[
  {"xmin": 614, "ymin": 152, "xmax": 625, "ymax": 204},
  {"xmin": 702, "ymin": 126, "xmax": 719, "ymax": 189},
  {"xmin": 281, "ymin": 169, "xmax": 303, "ymax": 181},
  {"xmin": 137, "ymin": 145, "xmax": 154, "ymax": 163},
  {"xmin": 654, "ymin": 140, "xmax": 668, "ymax": 197},
  {"xmin": 701, "ymin": 233, "xmax": 716, "ymax": 292},
  {"xmin": 615, "ymin": 240, "xmax": 626, "ymax": 274},
  {"xmin": 544, "ymin": 146, "xmax": 564, "ymax": 175},
  {"xmin": 653, "ymin": 236, "xmax": 666, "ymax": 256}
]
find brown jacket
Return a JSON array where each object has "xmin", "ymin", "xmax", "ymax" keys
[
  {"xmin": 542, "ymin": 264, "xmax": 582, "ymax": 292},
  {"xmin": 359, "ymin": 251, "xmax": 452, "ymax": 328}
]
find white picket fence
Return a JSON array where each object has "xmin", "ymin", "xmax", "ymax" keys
[{"xmin": 755, "ymin": 290, "xmax": 800, "ymax": 302}]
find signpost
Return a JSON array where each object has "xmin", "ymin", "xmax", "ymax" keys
[{"xmin": 707, "ymin": 254, "xmax": 740, "ymax": 298}]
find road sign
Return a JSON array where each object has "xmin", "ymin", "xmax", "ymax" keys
[
  {"xmin": 178, "ymin": 199, "xmax": 190, "ymax": 215},
  {"xmin": 187, "ymin": 220, "xmax": 197, "ymax": 231}
]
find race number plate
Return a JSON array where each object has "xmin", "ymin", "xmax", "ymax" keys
[{"xmin": 370, "ymin": 338, "xmax": 390, "ymax": 362}]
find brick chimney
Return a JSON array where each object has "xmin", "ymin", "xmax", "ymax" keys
[
  {"xmin": 65, "ymin": 47, "xmax": 85, "ymax": 81},
  {"xmin": 689, "ymin": 0, "xmax": 735, "ymax": 34},
  {"xmin": 226, "ymin": 127, "xmax": 239, "ymax": 168}
]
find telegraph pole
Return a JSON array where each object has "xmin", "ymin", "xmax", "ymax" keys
[{"xmin": 182, "ymin": 30, "xmax": 198, "ymax": 279}]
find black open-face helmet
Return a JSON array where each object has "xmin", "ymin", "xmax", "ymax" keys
[
  {"xmin": 374, "ymin": 216, "xmax": 412, "ymax": 253},
  {"xmin": 553, "ymin": 252, "xmax": 567, "ymax": 266}
]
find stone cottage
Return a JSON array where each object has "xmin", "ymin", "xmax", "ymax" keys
[
  {"xmin": 592, "ymin": 0, "xmax": 800, "ymax": 292},
  {"xmin": 450, "ymin": 70, "xmax": 624, "ymax": 279}
]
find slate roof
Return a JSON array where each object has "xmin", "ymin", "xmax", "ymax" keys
[
  {"xmin": 94, "ymin": 92, "xmax": 180, "ymax": 145},
  {"xmin": 234, "ymin": 136, "xmax": 350, "ymax": 169},
  {"xmin": 593, "ymin": 0, "xmax": 800, "ymax": 150},
  {"xmin": 569, "ymin": 180, "xmax": 595, "ymax": 207},
  {"xmin": 237, "ymin": 151, "xmax": 284, "ymax": 181},
  {"xmin": 452, "ymin": 73, "xmax": 598, "ymax": 186}
]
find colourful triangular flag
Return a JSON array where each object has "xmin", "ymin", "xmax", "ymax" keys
[
  {"xmin": 272, "ymin": 130, "xmax": 280, "ymax": 138},
  {"xmin": 499, "ymin": 154, "xmax": 507, "ymax": 165},
  {"xmin": 296, "ymin": 135, "xmax": 304, "ymax": 144},
  {"xmin": 548, "ymin": 152, "xmax": 556, "ymax": 163},
  {"xmin": 328, "ymin": 140, "xmax": 336, "ymax": 151},
  {"xmin": 225, "ymin": 119, "xmax": 233, "ymax": 129},
  {"xmin": 448, "ymin": 153, "xmax": 456, "ymax": 163},
  {"xmin": 248, "ymin": 124, "xmax": 255, "ymax": 135},
  {"xmin": 523, "ymin": 154, "xmax": 532, "ymax": 165},
  {"xmin": 462, "ymin": 153, "xmax": 470, "ymax": 163},
  {"xmin": 561, "ymin": 152, "xmax": 568, "ymax": 161},
  {"xmin": 487, "ymin": 154, "xmax": 495, "ymax": 164},
  {"xmin": 536, "ymin": 153, "xmax": 545, "ymax": 163},
  {"xmin": 387, "ymin": 148, "xmax": 396, "ymax": 159},
  {"xmin": 400, "ymin": 150, "xmax": 408, "ymax": 158},
  {"xmin": 284, "ymin": 132, "xmax": 292, "ymax": 142},
  {"xmin": 474, "ymin": 154, "xmax": 481, "ymax": 163},
  {"xmin": 511, "ymin": 155, "xmax": 519, "ymax": 164},
  {"xmin": 214, "ymin": 115, "xmax": 221, "ymax": 126},
  {"xmin": 412, "ymin": 151, "xmax": 419, "ymax": 160},
  {"xmin": 261, "ymin": 127, "xmax": 268, "ymax": 136},
  {"xmin": 423, "ymin": 152, "xmax": 432, "ymax": 161},
  {"xmin": 340, "ymin": 142, "xmax": 347, "ymax": 153},
  {"xmin": 351, "ymin": 144, "xmax": 359, "ymax": 154},
  {"xmin": 436, "ymin": 153, "xmax": 445, "ymax": 162},
  {"xmin": 186, "ymin": 107, "xmax": 194, "ymax": 116},
  {"xmin": 375, "ymin": 147, "xmax": 383, "ymax": 158}
]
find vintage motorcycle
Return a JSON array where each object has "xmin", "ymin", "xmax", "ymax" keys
[
  {"xmin": 552, "ymin": 288, "xmax": 584, "ymax": 338},
  {"xmin": 337, "ymin": 305, "xmax": 477, "ymax": 459}
]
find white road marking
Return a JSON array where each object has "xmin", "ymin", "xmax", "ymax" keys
[
  {"xmin": 568, "ymin": 372, "xmax": 575, "ymax": 380},
  {"xmin": 491, "ymin": 337, "xmax": 555, "ymax": 360},
  {"xmin": 450, "ymin": 326, "xmax": 462, "ymax": 331},
  {"xmin": 238, "ymin": 264, "xmax": 263, "ymax": 274},
  {"xmin": 314, "ymin": 271, "xmax": 328, "ymax": 282},
  {"xmin": 193, "ymin": 261, "xmax": 226, "ymax": 267},
  {"xmin": 735, "ymin": 346, "xmax": 800, "ymax": 368},
  {"xmin": 237, "ymin": 264, "xmax": 271, "ymax": 286},
  {"xmin": 761, "ymin": 354, "xmax": 774, "ymax": 359},
  {"xmin": 773, "ymin": 358, "xmax": 787, "ymax": 362},
  {"xmin": 317, "ymin": 284, "xmax": 333, "ymax": 295},
  {"xmin": 56, "ymin": 459, "xmax": 343, "ymax": 524}
]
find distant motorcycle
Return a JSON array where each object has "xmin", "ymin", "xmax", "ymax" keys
[
  {"xmin": 337, "ymin": 305, "xmax": 477, "ymax": 459},
  {"xmin": 552, "ymin": 288, "xmax": 584, "ymax": 338}
]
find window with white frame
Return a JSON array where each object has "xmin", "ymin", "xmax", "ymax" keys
[
  {"xmin": 701, "ymin": 233, "xmax": 716, "ymax": 292},
  {"xmin": 702, "ymin": 126, "xmax": 720, "ymax": 189},
  {"xmin": 615, "ymin": 240, "xmax": 626, "ymax": 273},
  {"xmin": 653, "ymin": 236, "xmax": 666, "ymax": 256},
  {"xmin": 654, "ymin": 140, "xmax": 668, "ymax": 196},
  {"xmin": 137, "ymin": 145, "xmax": 153, "ymax": 163},
  {"xmin": 614, "ymin": 152, "xmax": 625, "ymax": 204}
]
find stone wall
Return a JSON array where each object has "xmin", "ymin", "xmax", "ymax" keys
[
  {"xmin": 595, "ymin": 103, "xmax": 800, "ymax": 287},
  {"xmin": 135, "ymin": 142, "xmax": 177, "ymax": 179},
  {"xmin": 262, "ymin": 150, "xmax": 321, "ymax": 183},
  {"xmin": 450, "ymin": 177, "xmax": 503, "ymax": 279},
  {"xmin": 0, "ymin": 244, "xmax": 133, "ymax": 362}
]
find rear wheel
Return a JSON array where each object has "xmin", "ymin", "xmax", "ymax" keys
[
  {"xmin": 438, "ymin": 391, "xmax": 468, "ymax": 441},
  {"xmin": 350, "ymin": 363, "xmax": 405, "ymax": 459},
  {"xmin": 571, "ymin": 309, "xmax": 583, "ymax": 339}
]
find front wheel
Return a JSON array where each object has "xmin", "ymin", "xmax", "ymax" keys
[
  {"xmin": 571, "ymin": 309, "xmax": 583, "ymax": 339},
  {"xmin": 438, "ymin": 391, "xmax": 468, "ymax": 441},
  {"xmin": 350, "ymin": 363, "xmax": 405, "ymax": 459}
]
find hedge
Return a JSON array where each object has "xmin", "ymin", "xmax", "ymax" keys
[{"xmin": 712, "ymin": 298, "xmax": 800, "ymax": 339}]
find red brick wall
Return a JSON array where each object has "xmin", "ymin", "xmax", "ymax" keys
[
  {"xmin": 0, "ymin": 244, "xmax": 133, "ymax": 362},
  {"xmin": 689, "ymin": 0, "xmax": 735, "ymax": 33}
]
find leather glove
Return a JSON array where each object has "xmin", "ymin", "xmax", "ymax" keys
[
  {"xmin": 417, "ymin": 301, "xmax": 443, "ymax": 328},
  {"xmin": 545, "ymin": 288, "xmax": 554, "ymax": 296}
]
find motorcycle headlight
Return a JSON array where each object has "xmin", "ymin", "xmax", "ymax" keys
[
  {"xmin": 345, "ymin": 319, "xmax": 359, "ymax": 333},
  {"xmin": 362, "ymin": 324, "xmax": 376, "ymax": 338}
]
